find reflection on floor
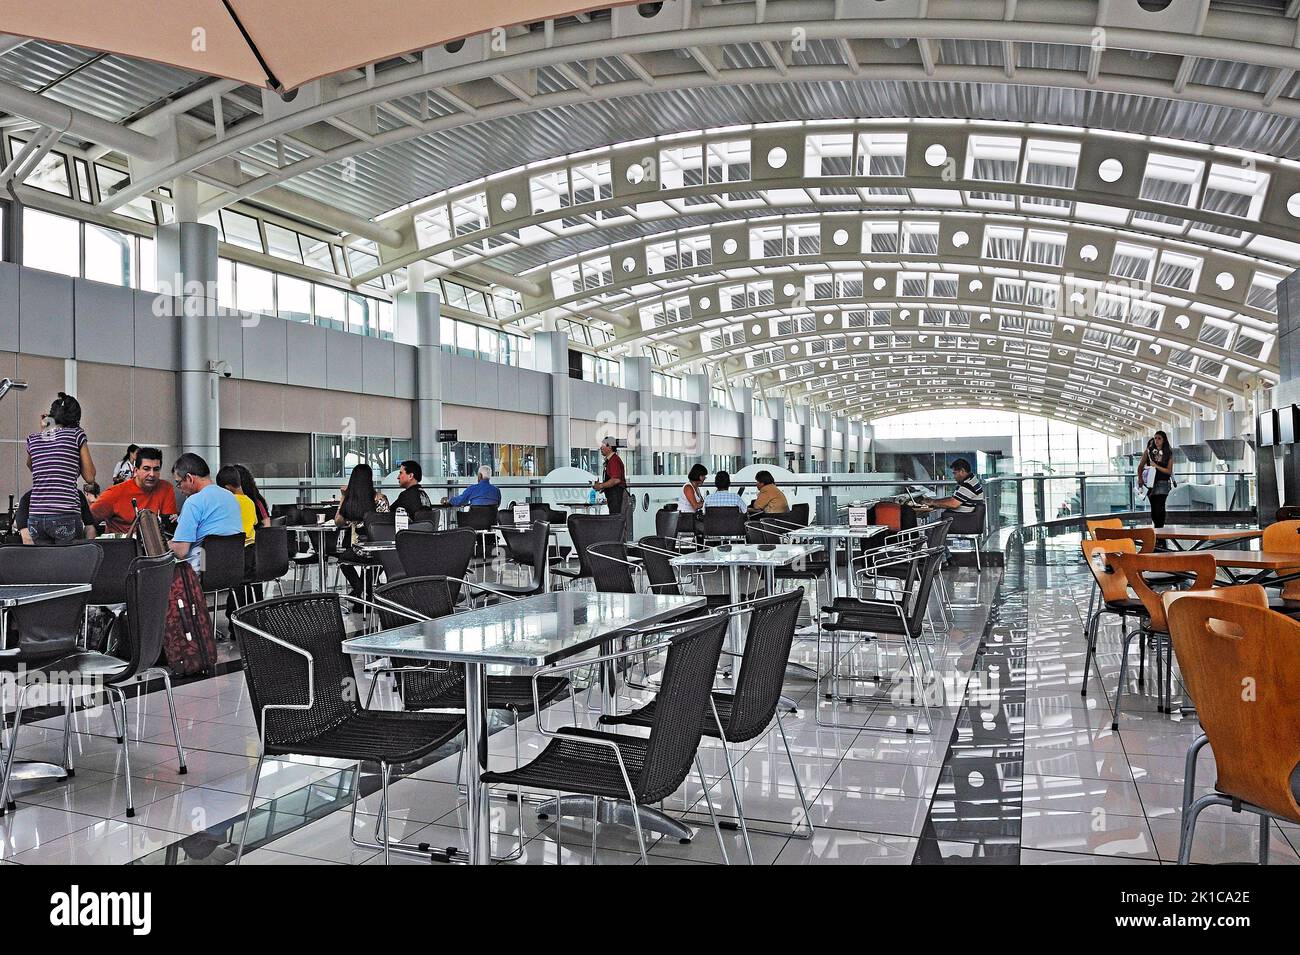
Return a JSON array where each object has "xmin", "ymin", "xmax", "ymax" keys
[{"xmin": 2, "ymin": 538, "xmax": 1297, "ymax": 864}]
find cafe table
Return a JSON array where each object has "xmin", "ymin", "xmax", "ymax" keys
[
  {"xmin": 1153, "ymin": 525, "xmax": 1264, "ymax": 551},
  {"xmin": 779, "ymin": 524, "xmax": 891, "ymax": 599},
  {"xmin": 1198, "ymin": 548, "xmax": 1300, "ymax": 586},
  {"xmin": 342, "ymin": 590, "xmax": 705, "ymax": 865},
  {"xmin": 0, "ymin": 583, "xmax": 93, "ymax": 796},
  {"xmin": 284, "ymin": 522, "xmax": 340, "ymax": 591}
]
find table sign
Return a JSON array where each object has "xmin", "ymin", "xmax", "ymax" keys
[
  {"xmin": 513, "ymin": 504, "xmax": 530, "ymax": 525},
  {"xmin": 848, "ymin": 506, "xmax": 872, "ymax": 528}
]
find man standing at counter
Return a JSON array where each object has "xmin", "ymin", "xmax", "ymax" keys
[{"xmin": 593, "ymin": 437, "xmax": 626, "ymax": 514}]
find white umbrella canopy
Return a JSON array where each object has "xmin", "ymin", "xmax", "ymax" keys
[{"xmin": 1, "ymin": 0, "xmax": 641, "ymax": 91}]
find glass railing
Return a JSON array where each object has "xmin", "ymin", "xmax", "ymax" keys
[{"xmin": 257, "ymin": 469, "xmax": 1256, "ymax": 547}]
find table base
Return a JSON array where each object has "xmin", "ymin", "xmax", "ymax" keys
[
  {"xmin": 2, "ymin": 760, "xmax": 69, "ymax": 803},
  {"xmin": 535, "ymin": 795, "xmax": 695, "ymax": 843}
]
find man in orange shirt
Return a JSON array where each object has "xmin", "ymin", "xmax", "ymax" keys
[{"xmin": 90, "ymin": 446, "xmax": 178, "ymax": 533}]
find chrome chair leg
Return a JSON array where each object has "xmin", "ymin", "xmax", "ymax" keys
[
  {"xmin": 1111, "ymin": 624, "xmax": 1137, "ymax": 731},
  {"xmin": 62, "ymin": 683, "xmax": 75, "ymax": 776},
  {"xmin": 694, "ymin": 754, "xmax": 730, "ymax": 865},
  {"xmin": 1259, "ymin": 815, "xmax": 1271, "ymax": 865},
  {"xmin": 0, "ymin": 682, "xmax": 32, "ymax": 812},
  {"xmin": 379, "ymin": 761, "xmax": 392, "ymax": 866},
  {"xmin": 155, "ymin": 669, "xmax": 188, "ymax": 773},
  {"xmin": 109, "ymin": 688, "xmax": 135, "ymax": 817},
  {"xmin": 234, "ymin": 749, "xmax": 267, "ymax": 864},
  {"xmin": 718, "ymin": 737, "xmax": 754, "ymax": 865},
  {"xmin": 776, "ymin": 708, "xmax": 814, "ymax": 839}
]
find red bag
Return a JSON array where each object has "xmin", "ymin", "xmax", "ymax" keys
[{"xmin": 163, "ymin": 562, "xmax": 217, "ymax": 677}]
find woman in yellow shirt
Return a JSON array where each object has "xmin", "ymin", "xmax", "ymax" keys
[{"xmin": 218, "ymin": 466, "xmax": 258, "ymax": 545}]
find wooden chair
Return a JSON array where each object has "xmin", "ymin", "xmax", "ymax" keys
[
  {"xmin": 1079, "ymin": 538, "xmax": 1145, "ymax": 700},
  {"xmin": 1113, "ymin": 552, "xmax": 1216, "ymax": 727},
  {"xmin": 1260, "ymin": 520, "xmax": 1300, "ymax": 613},
  {"xmin": 1084, "ymin": 517, "xmax": 1123, "ymax": 540},
  {"xmin": 1163, "ymin": 587, "xmax": 1300, "ymax": 864},
  {"xmin": 1094, "ymin": 526, "xmax": 1155, "ymax": 553}
]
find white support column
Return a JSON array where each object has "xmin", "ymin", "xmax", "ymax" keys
[
  {"xmin": 731, "ymin": 385, "xmax": 754, "ymax": 466},
  {"xmin": 801, "ymin": 404, "xmax": 815, "ymax": 473},
  {"xmin": 397, "ymin": 289, "xmax": 443, "ymax": 480},
  {"xmin": 771, "ymin": 395, "xmax": 787, "ymax": 470},
  {"xmin": 534, "ymin": 331, "xmax": 571, "ymax": 471},
  {"xmin": 622, "ymin": 355, "xmax": 654, "ymax": 473},
  {"xmin": 157, "ymin": 220, "xmax": 220, "ymax": 466},
  {"xmin": 686, "ymin": 373, "xmax": 712, "ymax": 467}
]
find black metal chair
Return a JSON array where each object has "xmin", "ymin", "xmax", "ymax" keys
[
  {"xmin": 586, "ymin": 540, "xmax": 638, "ymax": 594},
  {"xmin": 654, "ymin": 508, "xmax": 679, "ymax": 539},
  {"xmin": 0, "ymin": 542, "xmax": 103, "ymax": 813},
  {"xmin": 84, "ymin": 537, "xmax": 141, "ymax": 647},
  {"xmin": 819, "ymin": 544, "xmax": 945, "ymax": 733},
  {"xmin": 242, "ymin": 525, "xmax": 290, "ymax": 604},
  {"xmin": 394, "ymin": 528, "xmax": 476, "ymax": 602},
  {"xmin": 3, "ymin": 554, "xmax": 188, "ymax": 817},
  {"xmin": 599, "ymin": 589, "xmax": 812, "ymax": 861},
  {"xmin": 633, "ymin": 536, "xmax": 683, "ymax": 595},
  {"xmin": 788, "ymin": 502, "xmax": 810, "ymax": 527},
  {"xmin": 946, "ymin": 501, "xmax": 986, "ymax": 571},
  {"xmin": 229, "ymin": 593, "xmax": 466, "ymax": 864},
  {"xmin": 701, "ymin": 507, "xmax": 746, "ymax": 543},
  {"xmin": 495, "ymin": 521, "xmax": 551, "ymax": 596},
  {"xmin": 551, "ymin": 514, "xmax": 625, "ymax": 588},
  {"xmin": 481, "ymin": 613, "xmax": 732, "ymax": 864},
  {"xmin": 198, "ymin": 533, "xmax": 246, "ymax": 635},
  {"xmin": 457, "ymin": 504, "xmax": 499, "ymax": 561}
]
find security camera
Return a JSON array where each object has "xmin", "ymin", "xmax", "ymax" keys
[{"xmin": 208, "ymin": 360, "xmax": 234, "ymax": 379}]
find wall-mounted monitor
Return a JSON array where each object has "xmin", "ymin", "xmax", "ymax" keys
[
  {"xmin": 1258, "ymin": 409, "xmax": 1277, "ymax": 447},
  {"xmin": 1279, "ymin": 405, "xmax": 1299, "ymax": 445}
]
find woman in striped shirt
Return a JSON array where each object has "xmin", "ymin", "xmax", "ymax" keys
[{"xmin": 25, "ymin": 392, "xmax": 96, "ymax": 545}]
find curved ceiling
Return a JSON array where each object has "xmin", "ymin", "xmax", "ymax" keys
[{"xmin": 3, "ymin": 0, "xmax": 1299, "ymax": 435}]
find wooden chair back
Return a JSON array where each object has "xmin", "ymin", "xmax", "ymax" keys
[
  {"xmin": 1114, "ymin": 552, "xmax": 1217, "ymax": 633},
  {"xmin": 1094, "ymin": 525, "xmax": 1156, "ymax": 553},
  {"xmin": 1084, "ymin": 517, "xmax": 1123, "ymax": 540},
  {"xmin": 1261, "ymin": 520, "xmax": 1300, "ymax": 599},
  {"xmin": 1165, "ymin": 590, "xmax": 1300, "ymax": 824},
  {"xmin": 1081, "ymin": 538, "xmax": 1137, "ymax": 605}
]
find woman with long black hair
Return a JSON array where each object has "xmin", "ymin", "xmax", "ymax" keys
[
  {"xmin": 333, "ymin": 463, "xmax": 389, "ymax": 601},
  {"xmin": 1138, "ymin": 430, "xmax": 1175, "ymax": 528},
  {"xmin": 233, "ymin": 463, "xmax": 271, "ymax": 528}
]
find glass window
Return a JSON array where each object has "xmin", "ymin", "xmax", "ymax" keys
[
  {"xmin": 83, "ymin": 223, "xmax": 133, "ymax": 286},
  {"xmin": 95, "ymin": 164, "xmax": 155, "ymax": 222},
  {"xmin": 376, "ymin": 301, "xmax": 395, "ymax": 340},
  {"xmin": 217, "ymin": 258, "xmax": 235, "ymax": 310},
  {"xmin": 313, "ymin": 434, "xmax": 342, "ymax": 479},
  {"xmin": 220, "ymin": 210, "xmax": 263, "ymax": 252},
  {"xmin": 138, "ymin": 236, "xmax": 157, "ymax": 293},
  {"xmin": 456, "ymin": 320, "xmax": 477, "ymax": 358},
  {"xmin": 347, "ymin": 293, "xmax": 371, "ymax": 335},
  {"xmin": 73, "ymin": 158, "xmax": 93, "ymax": 203},
  {"xmin": 22, "ymin": 208, "xmax": 79, "ymax": 277},
  {"xmin": 314, "ymin": 284, "xmax": 346, "ymax": 330},
  {"xmin": 235, "ymin": 262, "xmax": 274, "ymax": 317},
  {"xmin": 346, "ymin": 247, "xmax": 380, "ymax": 278},
  {"xmin": 265, "ymin": 223, "xmax": 304, "ymax": 263},
  {"xmin": 278, "ymin": 275, "xmax": 312, "ymax": 323},
  {"xmin": 10, "ymin": 140, "xmax": 71, "ymax": 197},
  {"xmin": 301, "ymin": 237, "xmax": 337, "ymax": 272}
]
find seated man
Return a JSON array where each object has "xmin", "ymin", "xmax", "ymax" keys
[
  {"xmin": 392, "ymin": 459, "xmax": 433, "ymax": 515},
  {"xmin": 89, "ymin": 446, "xmax": 178, "ymax": 534},
  {"xmin": 702, "ymin": 471, "xmax": 746, "ymax": 511},
  {"xmin": 169, "ymin": 452, "xmax": 245, "ymax": 570},
  {"xmin": 922, "ymin": 458, "xmax": 984, "ymax": 514},
  {"xmin": 748, "ymin": 470, "xmax": 790, "ymax": 516},
  {"xmin": 443, "ymin": 465, "xmax": 502, "ymax": 508}
]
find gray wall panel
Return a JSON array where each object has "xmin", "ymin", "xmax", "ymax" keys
[
  {"xmin": 0, "ymin": 262, "xmax": 19, "ymax": 352},
  {"xmin": 243, "ymin": 317, "xmax": 289, "ymax": 383},
  {"xmin": 133, "ymin": 291, "xmax": 178, "ymax": 370},
  {"xmin": 326, "ymin": 329, "xmax": 364, "ymax": 392},
  {"xmin": 394, "ymin": 344, "xmax": 417, "ymax": 398},
  {"xmin": 19, "ymin": 269, "xmax": 74, "ymax": 358},
  {"xmin": 216, "ymin": 314, "xmax": 245, "ymax": 378},
  {"xmin": 73, "ymin": 279, "xmax": 135, "ymax": 366},
  {"xmin": 361, "ymin": 336, "xmax": 396, "ymax": 397},
  {"xmin": 286, "ymin": 320, "xmax": 328, "ymax": 388}
]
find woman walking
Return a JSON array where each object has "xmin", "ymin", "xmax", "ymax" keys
[
  {"xmin": 1138, "ymin": 430, "xmax": 1175, "ymax": 528},
  {"xmin": 25, "ymin": 392, "xmax": 96, "ymax": 544}
]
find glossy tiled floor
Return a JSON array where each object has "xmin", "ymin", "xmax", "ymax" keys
[{"xmin": 2, "ymin": 539, "xmax": 1295, "ymax": 864}]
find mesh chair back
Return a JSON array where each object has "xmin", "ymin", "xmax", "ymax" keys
[
  {"xmin": 250, "ymin": 526, "xmax": 290, "ymax": 584},
  {"xmin": 0, "ymin": 542, "xmax": 102, "ymax": 659},
  {"xmin": 744, "ymin": 520, "xmax": 784, "ymax": 544},
  {"xmin": 725, "ymin": 589, "xmax": 803, "ymax": 742},
  {"xmin": 789, "ymin": 502, "xmax": 810, "ymax": 527},
  {"xmin": 587, "ymin": 541, "xmax": 637, "ymax": 594},
  {"xmin": 395, "ymin": 528, "xmax": 476, "ymax": 595},
  {"xmin": 634, "ymin": 615, "xmax": 729, "ymax": 803},
  {"xmin": 634, "ymin": 536, "xmax": 680, "ymax": 595},
  {"xmin": 566, "ymin": 514, "xmax": 627, "ymax": 579},
  {"xmin": 458, "ymin": 505, "xmax": 497, "ymax": 531},
  {"xmin": 112, "ymin": 553, "xmax": 176, "ymax": 683},
  {"xmin": 702, "ymin": 507, "xmax": 746, "ymax": 540},
  {"xmin": 500, "ymin": 521, "xmax": 549, "ymax": 593},
  {"xmin": 364, "ymin": 512, "xmax": 396, "ymax": 543},
  {"xmin": 922, "ymin": 518, "xmax": 952, "ymax": 551},
  {"xmin": 372, "ymin": 575, "xmax": 464, "ymax": 708},
  {"xmin": 89, "ymin": 537, "xmax": 141, "ymax": 604},
  {"xmin": 903, "ymin": 548, "xmax": 945, "ymax": 635},
  {"xmin": 655, "ymin": 509, "xmax": 679, "ymax": 539},
  {"xmin": 199, "ymin": 533, "xmax": 247, "ymax": 591},
  {"xmin": 947, "ymin": 501, "xmax": 985, "ymax": 536},
  {"xmin": 230, "ymin": 593, "xmax": 356, "ymax": 748}
]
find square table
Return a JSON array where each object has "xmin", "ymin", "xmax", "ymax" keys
[
  {"xmin": 1198, "ymin": 548, "xmax": 1300, "ymax": 586},
  {"xmin": 1154, "ymin": 526, "xmax": 1264, "ymax": 551},
  {"xmin": 342, "ymin": 590, "xmax": 705, "ymax": 865},
  {"xmin": 779, "ymin": 524, "xmax": 891, "ymax": 599}
]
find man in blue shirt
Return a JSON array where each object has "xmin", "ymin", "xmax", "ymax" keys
[
  {"xmin": 702, "ymin": 470, "xmax": 746, "ymax": 511},
  {"xmin": 170, "ymin": 452, "xmax": 246, "ymax": 570},
  {"xmin": 444, "ymin": 465, "xmax": 502, "ymax": 508}
]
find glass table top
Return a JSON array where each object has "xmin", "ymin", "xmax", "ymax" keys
[
  {"xmin": 342, "ymin": 591, "xmax": 705, "ymax": 666},
  {"xmin": 783, "ymin": 524, "xmax": 892, "ymax": 539},
  {"xmin": 669, "ymin": 543, "xmax": 822, "ymax": 567}
]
